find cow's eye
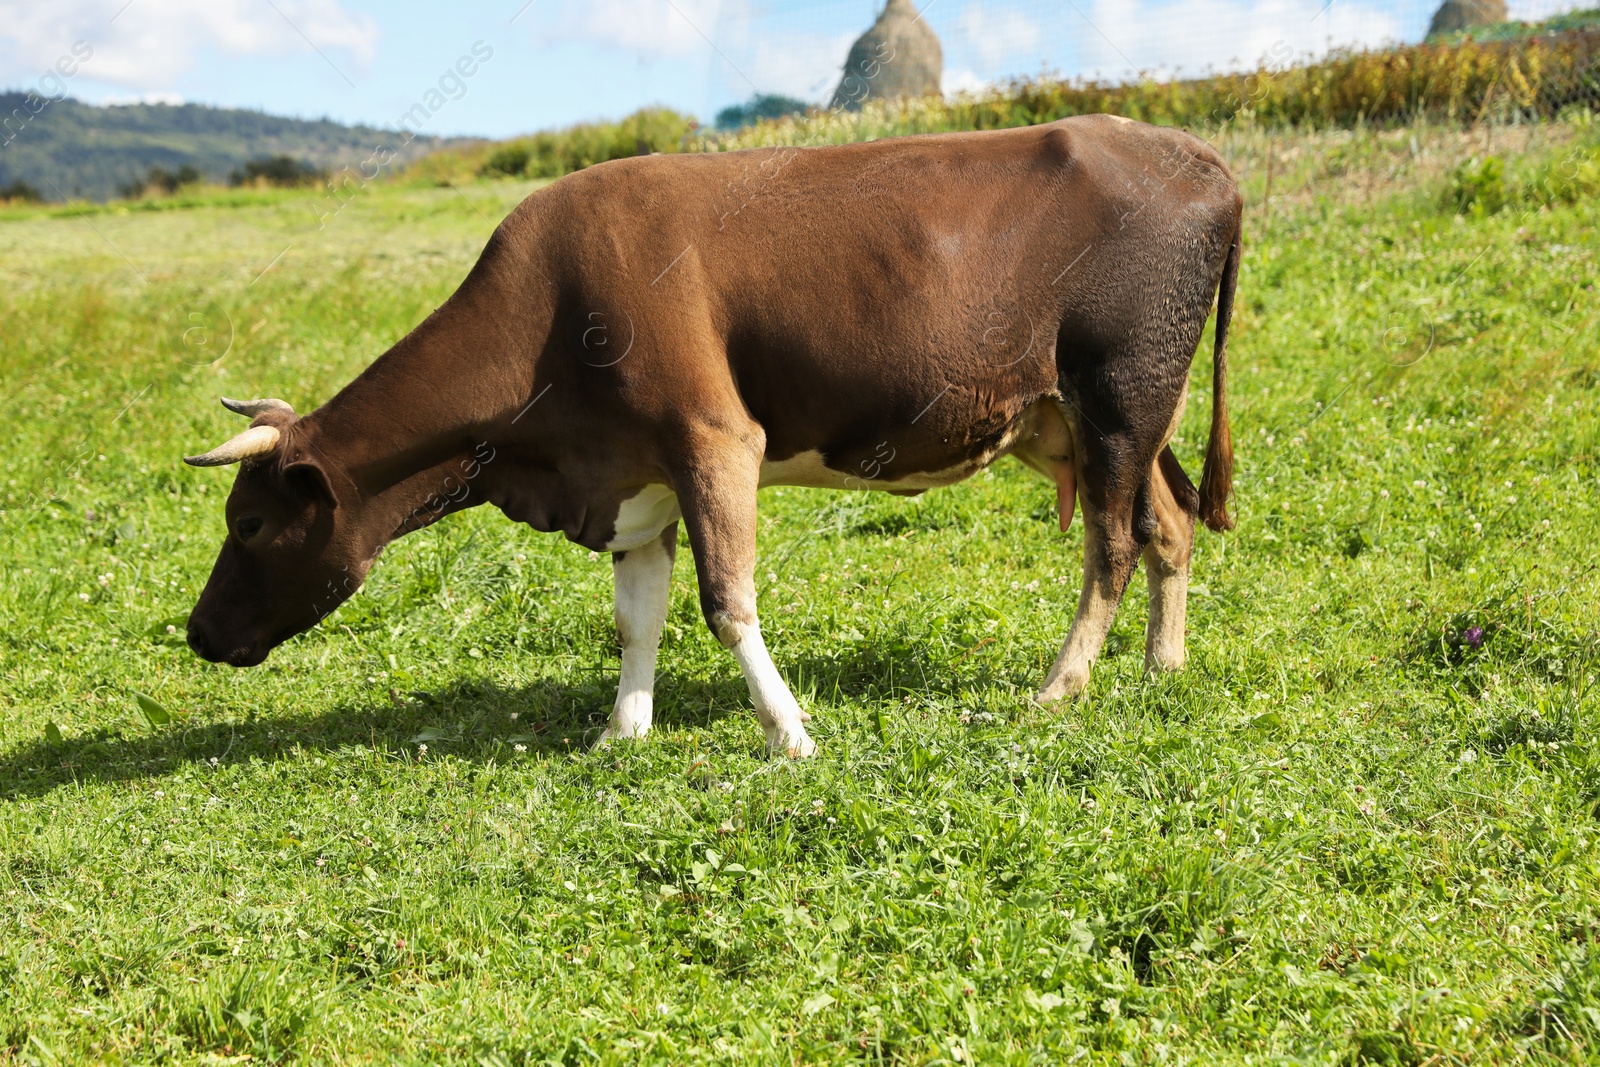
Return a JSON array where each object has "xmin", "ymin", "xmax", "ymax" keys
[{"xmin": 236, "ymin": 517, "xmax": 264, "ymax": 541}]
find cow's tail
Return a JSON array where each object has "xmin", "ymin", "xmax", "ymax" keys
[{"xmin": 1198, "ymin": 221, "xmax": 1240, "ymax": 533}]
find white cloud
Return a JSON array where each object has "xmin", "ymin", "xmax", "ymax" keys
[
  {"xmin": 942, "ymin": 67, "xmax": 991, "ymax": 96},
  {"xmin": 0, "ymin": 0, "xmax": 378, "ymax": 91},
  {"xmin": 739, "ymin": 31, "xmax": 857, "ymax": 101},
  {"xmin": 1076, "ymin": 0, "xmax": 1406, "ymax": 80},
  {"xmin": 1509, "ymin": 1, "xmax": 1590, "ymax": 18},
  {"xmin": 956, "ymin": 5, "xmax": 1041, "ymax": 71},
  {"xmin": 545, "ymin": 0, "xmax": 725, "ymax": 61}
]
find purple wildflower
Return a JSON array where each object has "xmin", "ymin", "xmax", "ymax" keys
[{"xmin": 1463, "ymin": 626, "xmax": 1484, "ymax": 649}]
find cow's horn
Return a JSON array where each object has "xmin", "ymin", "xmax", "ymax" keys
[
  {"xmin": 221, "ymin": 396, "xmax": 295, "ymax": 418},
  {"xmin": 184, "ymin": 425, "xmax": 282, "ymax": 467}
]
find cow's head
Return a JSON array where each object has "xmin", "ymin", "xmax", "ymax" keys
[{"xmin": 184, "ymin": 397, "xmax": 368, "ymax": 666}]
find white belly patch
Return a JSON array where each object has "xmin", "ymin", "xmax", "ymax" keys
[
  {"xmin": 759, "ymin": 449, "xmax": 991, "ymax": 492},
  {"xmin": 607, "ymin": 484, "xmax": 681, "ymax": 551}
]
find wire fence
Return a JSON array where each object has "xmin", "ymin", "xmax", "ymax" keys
[{"xmin": 703, "ymin": 0, "xmax": 1599, "ymax": 121}]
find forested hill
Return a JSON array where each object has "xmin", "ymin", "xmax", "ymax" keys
[{"xmin": 0, "ymin": 94, "xmax": 473, "ymax": 201}]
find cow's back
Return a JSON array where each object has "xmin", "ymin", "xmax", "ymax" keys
[{"xmin": 498, "ymin": 116, "xmax": 1238, "ymax": 469}]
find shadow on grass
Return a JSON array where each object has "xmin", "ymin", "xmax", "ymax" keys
[
  {"xmin": 783, "ymin": 621, "xmax": 1045, "ymax": 707},
  {"xmin": 0, "ymin": 671, "xmax": 751, "ymax": 801},
  {"xmin": 0, "ymin": 639, "xmax": 1027, "ymax": 800}
]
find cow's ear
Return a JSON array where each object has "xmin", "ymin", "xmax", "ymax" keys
[{"xmin": 284, "ymin": 458, "xmax": 339, "ymax": 508}]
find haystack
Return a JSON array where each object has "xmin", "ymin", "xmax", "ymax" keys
[
  {"xmin": 829, "ymin": 0, "xmax": 943, "ymax": 111},
  {"xmin": 1427, "ymin": 0, "xmax": 1509, "ymax": 37}
]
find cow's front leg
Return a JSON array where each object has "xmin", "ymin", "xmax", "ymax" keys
[
  {"xmin": 598, "ymin": 523, "xmax": 677, "ymax": 744},
  {"xmin": 675, "ymin": 435, "xmax": 816, "ymax": 758}
]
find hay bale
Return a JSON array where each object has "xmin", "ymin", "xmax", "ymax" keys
[
  {"xmin": 1427, "ymin": 0, "xmax": 1509, "ymax": 37},
  {"xmin": 830, "ymin": 0, "xmax": 943, "ymax": 111}
]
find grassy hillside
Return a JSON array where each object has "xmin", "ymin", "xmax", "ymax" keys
[
  {"xmin": 0, "ymin": 118, "xmax": 1598, "ymax": 1063},
  {"xmin": 413, "ymin": 24, "xmax": 1600, "ymax": 188},
  {"xmin": 0, "ymin": 94, "xmax": 471, "ymax": 202}
]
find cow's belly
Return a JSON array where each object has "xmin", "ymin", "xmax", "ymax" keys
[
  {"xmin": 605, "ymin": 398, "xmax": 1070, "ymax": 551},
  {"xmin": 758, "ymin": 396, "xmax": 1067, "ymax": 492},
  {"xmin": 605, "ymin": 483, "xmax": 682, "ymax": 552},
  {"xmin": 758, "ymin": 450, "xmax": 981, "ymax": 491}
]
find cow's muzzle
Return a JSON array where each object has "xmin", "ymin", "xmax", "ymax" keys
[{"xmin": 186, "ymin": 619, "xmax": 269, "ymax": 667}]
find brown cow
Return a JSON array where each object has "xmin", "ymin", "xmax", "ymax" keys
[{"xmin": 184, "ymin": 114, "xmax": 1240, "ymax": 758}]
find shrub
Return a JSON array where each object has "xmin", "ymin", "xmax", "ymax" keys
[
  {"xmin": 228, "ymin": 155, "xmax": 325, "ymax": 188},
  {"xmin": 482, "ymin": 143, "xmax": 531, "ymax": 178},
  {"xmin": 1525, "ymin": 139, "xmax": 1600, "ymax": 205},
  {"xmin": 1439, "ymin": 136, "xmax": 1600, "ymax": 216},
  {"xmin": 1443, "ymin": 155, "xmax": 1508, "ymax": 215},
  {"xmin": 476, "ymin": 108, "xmax": 696, "ymax": 181},
  {"xmin": 715, "ymin": 94, "xmax": 811, "ymax": 130},
  {"xmin": 0, "ymin": 179, "xmax": 41, "ymax": 202},
  {"xmin": 120, "ymin": 164, "xmax": 203, "ymax": 198}
]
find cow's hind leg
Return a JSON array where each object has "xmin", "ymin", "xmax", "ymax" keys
[
  {"xmin": 673, "ymin": 429, "xmax": 816, "ymax": 758},
  {"xmin": 1036, "ymin": 483, "xmax": 1142, "ymax": 704},
  {"xmin": 599, "ymin": 523, "xmax": 677, "ymax": 743},
  {"xmin": 1038, "ymin": 339, "xmax": 1190, "ymax": 703},
  {"xmin": 1142, "ymin": 447, "xmax": 1199, "ymax": 674}
]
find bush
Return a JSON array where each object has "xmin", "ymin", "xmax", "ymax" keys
[
  {"xmin": 0, "ymin": 180, "xmax": 41, "ymax": 202},
  {"xmin": 476, "ymin": 108, "xmax": 696, "ymax": 180},
  {"xmin": 1444, "ymin": 155, "xmax": 1508, "ymax": 215},
  {"xmin": 119, "ymin": 164, "xmax": 203, "ymax": 198},
  {"xmin": 482, "ymin": 143, "xmax": 531, "ymax": 178},
  {"xmin": 716, "ymin": 94, "xmax": 811, "ymax": 130},
  {"xmin": 229, "ymin": 155, "xmax": 325, "ymax": 188},
  {"xmin": 1440, "ymin": 137, "xmax": 1600, "ymax": 216},
  {"xmin": 1525, "ymin": 139, "xmax": 1600, "ymax": 205}
]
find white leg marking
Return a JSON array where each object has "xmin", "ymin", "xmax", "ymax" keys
[
  {"xmin": 1037, "ymin": 518, "xmax": 1121, "ymax": 704},
  {"xmin": 1142, "ymin": 453, "xmax": 1195, "ymax": 675},
  {"xmin": 598, "ymin": 532, "xmax": 675, "ymax": 744},
  {"xmin": 1144, "ymin": 559, "xmax": 1188, "ymax": 674},
  {"xmin": 717, "ymin": 615, "xmax": 816, "ymax": 758}
]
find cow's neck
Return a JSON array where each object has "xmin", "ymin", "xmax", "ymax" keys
[{"xmin": 298, "ymin": 261, "xmax": 548, "ymax": 505}]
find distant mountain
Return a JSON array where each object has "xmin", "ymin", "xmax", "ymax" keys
[{"xmin": 0, "ymin": 94, "xmax": 476, "ymax": 201}]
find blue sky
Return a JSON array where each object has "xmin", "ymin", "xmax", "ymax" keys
[{"xmin": 0, "ymin": 0, "xmax": 1581, "ymax": 139}]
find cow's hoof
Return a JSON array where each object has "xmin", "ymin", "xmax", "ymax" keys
[
  {"xmin": 596, "ymin": 718, "xmax": 651, "ymax": 748},
  {"xmin": 766, "ymin": 723, "xmax": 817, "ymax": 758},
  {"xmin": 1034, "ymin": 672, "xmax": 1089, "ymax": 707},
  {"xmin": 1143, "ymin": 653, "xmax": 1186, "ymax": 675}
]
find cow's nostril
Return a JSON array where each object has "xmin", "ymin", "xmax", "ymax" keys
[{"xmin": 186, "ymin": 624, "xmax": 207, "ymax": 657}]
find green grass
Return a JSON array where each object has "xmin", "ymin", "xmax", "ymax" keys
[{"xmin": 2, "ymin": 121, "xmax": 1599, "ymax": 1064}]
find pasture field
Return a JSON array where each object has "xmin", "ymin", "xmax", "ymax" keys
[{"xmin": 2, "ymin": 122, "xmax": 1599, "ymax": 1064}]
